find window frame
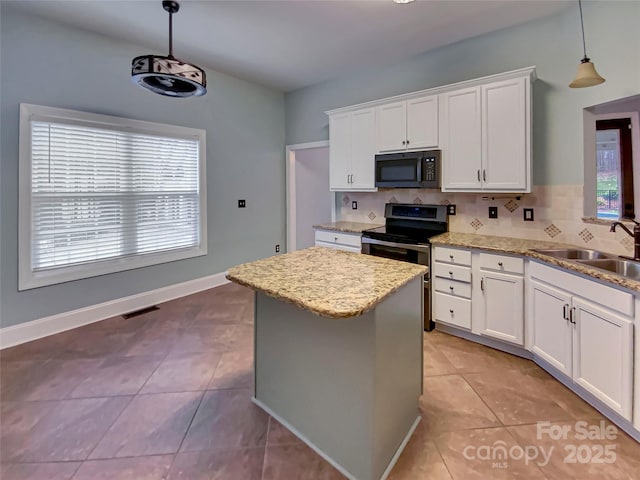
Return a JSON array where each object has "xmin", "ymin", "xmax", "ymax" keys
[{"xmin": 18, "ymin": 103, "xmax": 207, "ymax": 290}]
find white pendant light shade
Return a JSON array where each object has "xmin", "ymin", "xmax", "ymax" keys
[
  {"xmin": 569, "ymin": 58, "xmax": 606, "ymax": 88},
  {"xmin": 569, "ymin": 0, "xmax": 605, "ymax": 89}
]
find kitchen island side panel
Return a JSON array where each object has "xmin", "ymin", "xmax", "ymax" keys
[
  {"xmin": 373, "ymin": 276, "xmax": 423, "ymax": 478},
  {"xmin": 254, "ymin": 292, "xmax": 376, "ymax": 480},
  {"xmin": 253, "ymin": 276, "xmax": 423, "ymax": 480}
]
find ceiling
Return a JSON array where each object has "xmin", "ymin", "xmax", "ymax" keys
[{"xmin": 5, "ymin": 0, "xmax": 573, "ymax": 92}]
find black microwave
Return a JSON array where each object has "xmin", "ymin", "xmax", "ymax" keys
[{"xmin": 374, "ymin": 150, "xmax": 441, "ymax": 188}]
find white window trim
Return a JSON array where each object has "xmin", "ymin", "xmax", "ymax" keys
[{"xmin": 18, "ymin": 103, "xmax": 207, "ymax": 290}]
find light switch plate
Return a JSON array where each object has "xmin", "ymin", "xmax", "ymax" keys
[
  {"xmin": 524, "ymin": 208, "xmax": 534, "ymax": 221},
  {"xmin": 352, "ymin": 201, "xmax": 358, "ymax": 210},
  {"xmin": 489, "ymin": 206, "xmax": 498, "ymax": 219}
]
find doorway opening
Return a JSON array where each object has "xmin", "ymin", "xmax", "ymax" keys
[{"xmin": 285, "ymin": 141, "xmax": 333, "ymax": 252}]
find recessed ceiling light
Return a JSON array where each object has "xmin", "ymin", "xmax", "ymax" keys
[{"xmin": 393, "ymin": 0, "xmax": 416, "ymax": 4}]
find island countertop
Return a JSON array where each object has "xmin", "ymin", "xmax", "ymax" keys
[{"xmin": 226, "ymin": 246, "xmax": 427, "ymax": 318}]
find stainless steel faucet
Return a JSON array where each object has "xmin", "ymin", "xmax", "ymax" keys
[{"xmin": 611, "ymin": 219, "xmax": 640, "ymax": 261}]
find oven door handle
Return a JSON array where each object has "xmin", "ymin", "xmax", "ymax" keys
[{"xmin": 361, "ymin": 236, "xmax": 432, "ymax": 254}]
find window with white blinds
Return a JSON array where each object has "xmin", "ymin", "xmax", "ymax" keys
[{"xmin": 19, "ymin": 104, "xmax": 207, "ymax": 290}]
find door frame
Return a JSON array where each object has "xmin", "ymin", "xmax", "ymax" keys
[{"xmin": 285, "ymin": 140, "xmax": 333, "ymax": 253}]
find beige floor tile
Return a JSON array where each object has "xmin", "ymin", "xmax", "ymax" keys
[
  {"xmin": 141, "ymin": 351, "xmax": 221, "ymax": 394},
  {"xmin": 508, "ymin": 420, "xmax": 640, "ymax": 479},
  {"xmin": 262, "ymin": 443, "xmax": 345, "ymax": 480},
  {"xmin": 434, "ymin": 427, "xmax": 548, "ymax": 479},
  {"xmin": 420, "ymin": 375, "xmax": 501, "ymax": 433},
  {"xmin": 167, "ymin": 447, "xmax": 264, "ymax": 480},
  {"xmin": 0, "ymin": 462, "xmax": 80, "ymax": 480},
  {"xmin": 72, "ymin": 455, "xmax": 173, "ymax": 480}
]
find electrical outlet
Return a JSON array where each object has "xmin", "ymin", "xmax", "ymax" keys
[
  {"xmin": 523, "ymin": 208, "xmax": 534, "ymax": 221},
  {"xmin": 488, "ymin": 206, "xmax": 498, "ymax": 219},
  {"xmin": 275, "ymin": 244, "xmax": 280, "ymax": 253},
  {"xmin": 238, "ymin": 199, "xmax": 246, "ymax": 208},
  {"xmin": 447, "ymin": 204, "xmax": 456, "ymax": 215},
  {"xmin": 352, "ymin": 201, "xmax": 358, "ymax": 210}
]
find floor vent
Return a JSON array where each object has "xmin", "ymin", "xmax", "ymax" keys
[{"xmin": 122, "ymin": 305, "xmax": 159, "ymax": 319}]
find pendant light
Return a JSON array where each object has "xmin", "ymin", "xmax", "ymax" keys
[
  {"xmin": 131, "ymin": 1, "xmax": 207, "ymax": 97},
  {"xmin": 569, "ymin": 0, "xmax": 605, "ymax": 88}
]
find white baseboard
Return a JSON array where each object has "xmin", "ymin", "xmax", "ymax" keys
[{"xmin": 0, "ymin": 271, "xmax": 230, "ymax": 349}]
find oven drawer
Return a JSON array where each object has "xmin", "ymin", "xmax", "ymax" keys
[
  {"xmin": 433, "ymin": 262, "xmax": 472, "ymax": 283},
  {"xmin": 478, "ymin": 252, "xmax": 524, "ymax": 275},
  {"xmin": 434, "ymin": 292, "xmax": 471, "ymax": 329},
  {"xmin": 433, "ymin": 246, "xmax": 471, "ymax": 266},
  {"xmin": 434, "ymin": 277, "xmax": 471, "ymax": 299},
  {"xmin": 315, "ymin": 230, "xmax": 362, "ymax": 248}
]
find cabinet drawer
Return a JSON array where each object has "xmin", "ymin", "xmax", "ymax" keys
[
  {"xmin": 434, "ymin": 278, "xmax": 472, "ymax": 299},
  {"xmin": 433, "ymin": 246, "xmax": 471, "ymax": 266},
  {"xmin": 433, "ymin": 262, "xmax": 472, "ymax": 282},
  {"xmin": 434, "ymin": 292, "xmax": 471, "ymax": 329},
  {"xmin": 315, "ymin": 230, "xmax": 362, "ymax": 248},
  {"xmin": 479, "ymin": 252, "xmax": 524, "ymax": 274}
]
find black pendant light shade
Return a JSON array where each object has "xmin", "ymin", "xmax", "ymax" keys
[{"xmin": 132, "ymin": 1, "xmax": 207, "ymax": 97}]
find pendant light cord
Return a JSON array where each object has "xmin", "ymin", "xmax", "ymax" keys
[
  {"xmin": 168, "ymin": 10, "xmax": 174, "ymax": 58},
  {"xmin": 578, "ymin": 0, "xmax": 588, "ymax": 59}
]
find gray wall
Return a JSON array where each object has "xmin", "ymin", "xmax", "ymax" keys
[
  {"xmin": 1, "ymin": 9, "xmax": 286, "ymax": 327},
  {"xmin": 285, "ymin": 1, "xmax": 640, "ymax": 186}
]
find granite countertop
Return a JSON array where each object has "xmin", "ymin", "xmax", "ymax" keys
[
  {"xmin": 312, "ymin": 221, "xmax": 383, "ymax": 234},
  {"xmin": 226, "ymin": 246, "xmax": 427, "ymax": 318},
  {"xmin": 430, "ymin": 232, "xmax": 640, "ymax": 293}
]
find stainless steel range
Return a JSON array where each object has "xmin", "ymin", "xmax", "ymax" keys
[{"xmin": 361, "ymin": 203, "xmax": 448, "ymax": 331}]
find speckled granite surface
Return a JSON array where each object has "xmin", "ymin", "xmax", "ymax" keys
[
  {"xmin": 313, "ymin": 221, "xmax": 382, "ymax": 234},
  {"xmin": 431, "ymin": 232, "xmax": 640, "ymax": 293},
  {"xmin": 226, "ymin": 246, "xmax": 427, "ymax": 318}
]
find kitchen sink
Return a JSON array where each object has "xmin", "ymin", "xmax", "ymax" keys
[
  {"xmin": 576, "ymin": 259, "xmax": 640, "ymax": 280},
  {"xmin": 531, "ymin": 248, "xmax": 613, "ymax": 260}
]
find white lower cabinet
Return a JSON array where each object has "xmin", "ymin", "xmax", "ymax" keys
[
  {"xmin": 473, "ymin": 252, "xmax": 524, "ymax": 346},
  {"xmin": 529, "ymin": 264, "xmax": 634, "ymax": 420},
  {"xmin": 314, "ymin": 230, "xmax": 361, "ymax": 253},
  {"xmin": 476, "ymin": 270, "xmax": 524, "ymax": 346},
  {"xmin": 432, "ymin": 246, "xmax": 472, "ymax": 330}
]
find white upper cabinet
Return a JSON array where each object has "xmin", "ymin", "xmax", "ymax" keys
[
  {"xmin": 328, "ymin": 108, "xmax": 376, "ymax": 191},
  {"xmin": 440, "ymin": 87, "xmax": 482, "ymax": 190},
  {"xmin": 326, "ymin": 67, "xmax": 535, "ymax": 193},
  {"xmin": 441, "ymin": 73, "xmax": 533, "ymax": 193},
  {"xmin": 376, "ymin": 95, "xmax": 438, "ymax": 153}
]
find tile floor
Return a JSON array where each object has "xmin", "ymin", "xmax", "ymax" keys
[{"xmin": 1, "ymin": 282, "xmax": 639, "ymax": 479}]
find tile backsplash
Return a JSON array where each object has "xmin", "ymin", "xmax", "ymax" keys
[{"xmin": 337, "ymin": 185, "xmax": 633, "ymax": 257}]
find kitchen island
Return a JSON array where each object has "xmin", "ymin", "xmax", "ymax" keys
[{"xmin": 226, "ymin": 246, "xmax": 426, "ymax": 480}]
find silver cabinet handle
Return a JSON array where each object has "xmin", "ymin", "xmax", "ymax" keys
[
  {"xmin": 483, "ymin": 169, "xmax": 487, "ymax": 182},
  {"xmin": 477, "ymin": 169, "xmax": 481, "ymax": 182},
  {"xmin": 563, "ymin": 303, "xmax": 569, "ymax": 321}
]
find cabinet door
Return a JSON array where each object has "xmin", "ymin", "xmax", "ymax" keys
[
  {"xmin": 350, "ymin": 108, "xmax": 376, "ymax": 190},
  {"xmin": 440, "ymin": 87, "xmax": 482, "ymax": 191},
  {"xmin": 477, "ymin": 271, "xmax": 524, "ymax": 346},
  {"xmin": 329, "ymin": 112, "xmax": 352, "ymax": 190},
  {"xmin": 481, "ymin": 78, "xmax": 527, "ymax": 190},
  {"xmin": 406, "ymin": 95, "xmax": 438, "ymax": 150},
  {"xmin": 376, "ymin": 101, "xmax": 407, "ymax": 152},
  {"xmin": 529, "ymin": 279, "xmax": 573, "ymax": 376},
  {"xmin": 572, "ymin": 298, "xmax": 633, "ymax": 420}
]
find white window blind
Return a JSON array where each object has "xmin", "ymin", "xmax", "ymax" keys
[{"xmin": 19, "ymin": 104, "xmax": 207, "ymax": 290}]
